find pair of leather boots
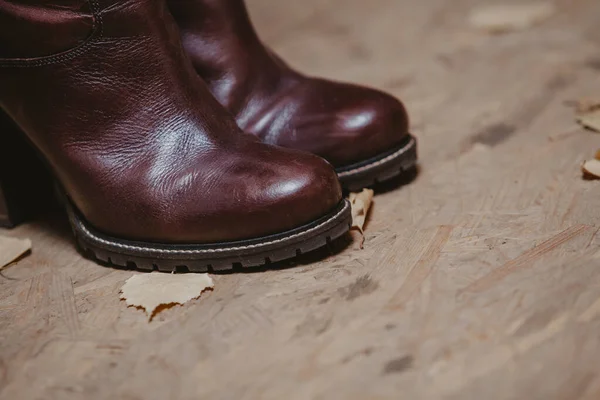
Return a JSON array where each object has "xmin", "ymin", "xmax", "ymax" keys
[{"xmin": 0, "ymin": 0, "xmax": 417, "ymax": 271}]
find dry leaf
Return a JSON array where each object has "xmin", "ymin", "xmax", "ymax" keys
[
  {"xmin": 120, "ymin": 273, "xmax": 214, "ymax": 321},
  {"xmin": 577, "ymin": 110, "xmax": 600, "ymax": 133},
  {"xmin": 582, "ymin": 158, "xmax": 600, "ymax": 179},
  {"xmin": 0, "ymin": 236, "xmax": 31, "ymax": 270},
  {"xmin": 469, "ymin": 2, "xmax": 556, "ymax": 33},
  {"xmin": 349, "ymin": 189, "xmax": 374, "ymax": 248},
  {"xmin": 573, "ymin": 99, "xmax": 600, "ymax": 115},
  {"xmin": 349, "ymin": 189, "xmax": 374, "ymax": 232}
]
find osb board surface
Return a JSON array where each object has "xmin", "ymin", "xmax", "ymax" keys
[{"xmin": 2, "ymin": 0, "xmax": 600, "ymax": 398}]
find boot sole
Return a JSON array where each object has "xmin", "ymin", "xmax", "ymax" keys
[
  {"xmin": 68, "ymin": 199, "xmax": 352, "ymax": 272},
  {"xmin": 335, "ymin": 134, "xmax": 417, "ymax": 191}
]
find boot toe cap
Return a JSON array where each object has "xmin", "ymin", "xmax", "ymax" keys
[
  {"xmin": 162, "ymin": 144, "xmax": 343, "ymax": 243},
  {"xmin": 277, "ymin": 79, "xmax": 411, "ymax": 167},
  {"xmin": 334, "ymin": 89, "xmax": 410, "ymax": 167}
]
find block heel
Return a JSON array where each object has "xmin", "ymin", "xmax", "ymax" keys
[{"xmin": 0, "ymin": 110, "xmax": 55, "ymax": 228}]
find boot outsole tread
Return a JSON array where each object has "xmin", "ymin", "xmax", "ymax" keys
[{"xmin": 71, "ymin": 199, "xmax": 352, "ymax": 272}]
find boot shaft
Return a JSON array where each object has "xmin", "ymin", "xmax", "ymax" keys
[
  {"xmin": 0, "ymin": 0, "xmax": 94, "ymax": 58},
  {"xmin": 0, "ymin": 0, "xmax": 200, "ymax": 124},
  {"xmin": 0, "ymin": 0, "xmax": 238, "ymax": 204},
  {"xmin": 167, "ymin": 0, "xmax": 287, "ymax": 112},
  {"xmin": 0, "ymin": 0, "xmax": 188, "ymax": 63},
  {"xmin": 168, "ymin": 0, "xmax": 257, "ymax": 39}
]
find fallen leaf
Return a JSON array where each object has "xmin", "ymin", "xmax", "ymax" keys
[
  {"xmin": 582, "ymin": 158, "xmax": 600, "ymax": 179},
  {"xmin": 0, "ymin": 236, "xmax": 31, "ymax": 270},
  {"xmin": 469, "ymin": 2, "xmax": 556, "ymax": 34},
  {"xmin": 349, "ymin": 189, "xmax": 374, "ymax": 248},
  {"xmin": 577, "ymin": 110, "xmax": 600, "ymax": 133},
  {"xmin": 120, "ymin": 272, "xmax": 214, "ymax": 321},
  {"xmin": 573, "ymin": 99, "xmax": 600, "ymax": 115}
]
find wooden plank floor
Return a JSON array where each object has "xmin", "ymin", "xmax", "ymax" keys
[{"xmin": 2, "ymin": 0, "xmax": 600, "ymax": 398}]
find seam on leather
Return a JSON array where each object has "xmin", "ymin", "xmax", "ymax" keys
[
  {"xmin": 0, "ymin": 0, "xmax": 102, "ymax": 68},
  {"xmin": 74, "ymin": 201, "xmax": 350, "ymax": 254}
]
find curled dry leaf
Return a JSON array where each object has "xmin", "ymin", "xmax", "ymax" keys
[
  {"xmin": 120, "ymin": 272, "xmax": 214, "ymax": 321},
  {"xmin": 468, "ymin": 2, "xmax": 556, "ymax": 34},
  {"xmin": 577, "ymin": 110, "xmax": 600, "ymax": 133},
  {"xmin": 573, "ymin": 99, "xmax": 600, "ymax": 115},
  {"xmin": 349, "ymin": 189, "xmax": 374, "ymax": 248},
  {"xmin": 0, "ymin": 236, "xmax": 31, "ymax": 270},
  {"xmin": 582, "ymin": 158, "xmax": 600, "ymax": 180}
]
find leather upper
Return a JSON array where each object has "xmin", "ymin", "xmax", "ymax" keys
[
  {"xmin": 169, "ymin": 0, "xmax": 411, "ymax": 168},
  {"xmin": 0, "ymin": 0, "xmax": 93, "ymax": 58},
  {"xmin": 0, "ymin": 0, "xmax": 342, "ymax": 243}
]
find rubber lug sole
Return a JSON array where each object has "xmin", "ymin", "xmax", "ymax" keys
[{"xmin": 69, "ymin": 199, "xmax": 352, "ymax": 272}]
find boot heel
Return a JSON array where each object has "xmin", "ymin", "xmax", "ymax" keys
[{"xmin": 0, "ymin": 110, "xmax": 55, "ymax": 228}]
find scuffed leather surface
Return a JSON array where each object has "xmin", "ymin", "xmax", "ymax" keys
[
  {"xmin": 169, "ymin": 0, "xmax": 411, "ymax": 167},
  {"xmin": 0, "ymin": 0, "xmax": 342, "ymax": 243}
]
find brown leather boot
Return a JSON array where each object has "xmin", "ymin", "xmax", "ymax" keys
[
  {"xmin": 168, "ymin": 0, "xmax": 418, "ymax": 191},
  {"xmin": 0, "ymin": 0, "xmax": 351, "ymax": 271}
]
